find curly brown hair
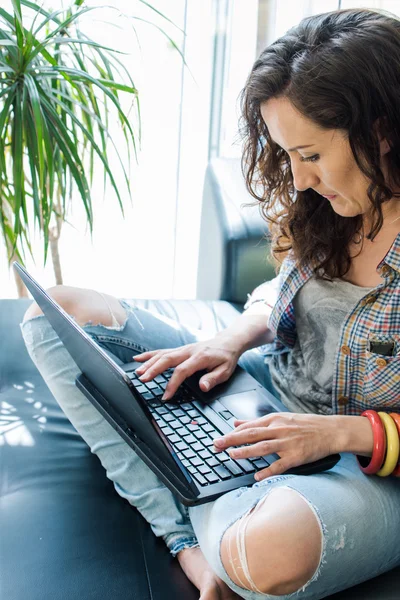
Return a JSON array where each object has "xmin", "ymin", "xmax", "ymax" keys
[{"xmin": 240, "ymin": 8, "xmax": 400, "ymax": 278}]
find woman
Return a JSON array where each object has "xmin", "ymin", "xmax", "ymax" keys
[{"xmin": 21, "ymin": 7, "xmax": 400, "ymax": 600}]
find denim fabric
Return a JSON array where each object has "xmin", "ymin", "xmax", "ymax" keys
[{"xmin": 20, "ymin": 300, "xmax": 400, "ymax": 599}]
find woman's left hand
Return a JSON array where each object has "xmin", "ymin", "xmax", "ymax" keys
[{"xmin": 213, "ymin": 412, "xmax": 339, "ymax": 481}]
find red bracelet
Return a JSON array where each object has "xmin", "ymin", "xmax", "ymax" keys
[
  {"xmin": 389, "ymin": 413, "xmax": 400, "ymax": 477},
  {"xmin": 356, "ymin": 410, "xmax": 386, "ymax": 475}
]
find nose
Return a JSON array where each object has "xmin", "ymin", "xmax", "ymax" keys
[{"xmin": 291, "ymin": 159, "xmax": 320, "ymax": 192}]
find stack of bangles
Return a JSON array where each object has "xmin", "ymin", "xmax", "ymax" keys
[{"xmin": 357, "ymin": 410, "xmax": 400, "ymax": 477}]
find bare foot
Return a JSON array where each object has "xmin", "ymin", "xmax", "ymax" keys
[{"xmin": 177, "ymin": 546, "xmax": 242, "ymax": 600}]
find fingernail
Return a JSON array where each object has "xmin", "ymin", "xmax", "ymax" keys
[
  {"xmin": 214, "ymin": 438, "xmax": 223, "ymax": 447},
  {"xmin": 229, "ymin": 449, "xmax": 238, "ymax": 457},
  {"xmin": 202, "ymin": 381, "xmax": 210, "ymax": 391},
  {"xmin": 161, "ymin": 392, "xmax": 170, "ymax": 401}
]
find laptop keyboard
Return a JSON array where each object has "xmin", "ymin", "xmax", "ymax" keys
[{"xmin": 128, "ymin": 368, "xmax": 270, "ymax": 487}]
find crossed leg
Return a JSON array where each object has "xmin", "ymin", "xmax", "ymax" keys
[
  {"xmin": 22, "ymin": 284, "xmax": 127, "ymax": 328},
  {"xmin": 23, "ymin": 285, "xmax": 323, "ymax": 598}
]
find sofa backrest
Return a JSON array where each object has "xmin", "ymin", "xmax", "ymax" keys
[{"xmin": 196, "ymin": 157, "xmax": 276, "ymax": 305}]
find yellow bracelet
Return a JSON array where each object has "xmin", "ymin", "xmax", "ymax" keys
[{"xmin": 377, "ymin": 412, "xmax": 400, "ymax": 477}]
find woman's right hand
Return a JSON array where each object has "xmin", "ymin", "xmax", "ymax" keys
[{"xmin": 132, "ymin": 332, "xmax": 244, "ymax": 401}]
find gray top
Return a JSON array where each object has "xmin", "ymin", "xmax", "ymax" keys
[{"xmin": 266, "ymin": 277, "xmax": 374, "ymax": 415}]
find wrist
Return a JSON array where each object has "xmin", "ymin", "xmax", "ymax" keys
[
  {"xmin": 332, "ymin": 415, "xmax": 374, "ymax": 456},
  {"xmin": 217, "ymin": 312, "xmax": 274, "ymax": 354}
]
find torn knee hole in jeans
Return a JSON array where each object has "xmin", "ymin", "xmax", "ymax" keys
[
  {"xmin": 224, "ymin": 486, "xmax": 327, "ymax": 595},
  {"xmin": 81, "ymin": 293, "xmax": 140, "ymax": 331},
  {"xmin": 225, "ymin": 494, "xmax": 271, "ymax": 594}
]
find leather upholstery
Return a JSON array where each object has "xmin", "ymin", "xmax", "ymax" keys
[
  {"xmin": 196, "ymin": 158, "xmax": 276, "ymax": 304},
  {"xmin": 2, "ymin": 298, "xmax": 400, "ymax": 599}
]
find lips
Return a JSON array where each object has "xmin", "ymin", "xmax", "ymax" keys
[{"xmin": 322, "ymin": 194, "xmax": 337, "ymax": 200}]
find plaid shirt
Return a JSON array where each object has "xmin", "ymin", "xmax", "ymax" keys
[{"xmin": 244, "ymin": 236, "xmax": 400, "ymax": 415}]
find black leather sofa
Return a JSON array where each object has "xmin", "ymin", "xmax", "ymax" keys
[{"xmin": 1, "ymin": 157, "xmax": 399, "ymax": 599}]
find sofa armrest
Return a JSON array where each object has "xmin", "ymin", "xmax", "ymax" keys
[{"xmin": 196, "ymin": 157, "xmax": 276, "ymax": 305}]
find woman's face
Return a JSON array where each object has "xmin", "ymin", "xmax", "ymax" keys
[{"xmin": 260, "ymin": 97, "xmax": 394, "ymax": 222}]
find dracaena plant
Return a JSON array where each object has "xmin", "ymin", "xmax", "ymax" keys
[{"xmin": 0, "ymin": 0, "xmax": 178, "ymax": 296}]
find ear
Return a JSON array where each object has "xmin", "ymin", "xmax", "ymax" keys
[{"xmin": 374, "ymin": 117, "xmax": 391, "ymax": 156}]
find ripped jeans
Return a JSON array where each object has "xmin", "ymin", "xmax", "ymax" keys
[{"xmin": 20, "ymin": 300, "xmax": 400, "ymax": 599}]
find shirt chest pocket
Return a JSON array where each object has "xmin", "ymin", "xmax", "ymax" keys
[{"xmin": 363, "ymin": 337, "xmax": 400, "ymax": 408}]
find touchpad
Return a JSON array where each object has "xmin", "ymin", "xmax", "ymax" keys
[{"xmin": 218, "ymin": 390, "xmax": 278, "ymax": 422}]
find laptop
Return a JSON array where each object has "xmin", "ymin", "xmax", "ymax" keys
[{"xmin": 14, "ymin": 262, "xmax": 341, "ymax": 506}]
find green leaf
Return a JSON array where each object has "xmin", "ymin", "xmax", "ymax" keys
[
  {"xmin": 40, "ymin": 94, "xmax": 93, "ymax": 228},
  {"xmin": 45, "ymin": 88, "xmax": 126, "ymax": 215},
  {"xmin": 28, "ymin": 6, "xmax": 98, "ymax": 63},
  {"xmin": 11, "ymin": 86, "xmax": 25, "ymax": 237},
  {"xmin": 139, "ymin": 0, "xmax": 185, "ymax": 34},
  {"xmin": 52, "ymin": 37, "xmax": 127, "ymax": 56},
  {"xmin": 11, "ymin": 0, "xmax": 25, "ymax": 50},
  {"xmin": 24, "ymin": 73, "xmax": 45, "ymax": 190},
  {"xmin": 97, "ymin": 78, "xmax": 137, "ymax": 94},
  {"xmin": 39, "ymin": 65, "xmax": 137, "ymax": 159},
  {"xmin": 0, "ymin": 7, "xmax": 57, "ymax": 67}
]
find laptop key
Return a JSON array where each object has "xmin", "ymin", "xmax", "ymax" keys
[
  {"xmin": 147, "ymin": 381, "xmax": 158, "ymax": 390},
  {"xmin": 199, "ymin": 449, "xmax": 211, "ymax": 460},
  {"xmin": 163, "ymin": 414, "xmax": 175, "ymax": 422},
  {"xmin": 217, "ymin": 452, "xmax": 230, "ymax": 463},
  {"xmin": 205, "ymin": 457, "xmax": 219, "ymax": 468},
  {"xmin": 165, "ymin": 402, "xmax": 179, "ymax": 410},
  {"xmin": 205, "ymin": 472, "xmax": 220, "ymax": 484},
  {"xmin": 175, "ymin": 442, "xmax": 188, "ymax": 451},
  {"xmin": 183, "ymin": 449, "xmax": 196, "ymax": 459},
  {"xmin": 192, "ymin": 442, "xmax": 204, "ymax": 452},
  {"xmin": 182, "ymin": 459, "xmax": 191, "ymax": 467},
  {"xmin": 214, "ymin": 465, "xmax": 232, "ymax": 480},
  {"xmin": 187, "ymin": 424, "xmax": 199, "ymax": 431},
  {"xmin": 191, "ymin": 472, "xmax": 207, "ymax": 486},
  {"xmin": 253, "ymin": 459, "xmax": 270, "ymax": 469},
  {"xmin": 198, "ymin": 464, "xmax": 211, "ymax": 474},
  {"xmin": 176, "ymin": 427, "xmax": 188, "ymax": 436},
  {"xmin": 168, "ymin": 434, "xmax": 180, "ymax": 444},
  {"xmin": 135, "ymin": 385, "xmax": 148, "ymax": 394},
  {"xmin": 235, "ymin": 458, "xmax": 256, "ymax": 473},
  {"xmin": 224, "ymin": 460, "xmax": 243, "ymax": 476},
  {"xmin": 202, "ymin": 437, "xmax": 215, "ymax": 447},
  {"xmin": 160, "ymin": 426, "xmax": 173, "ymax": 436},
  {"xmin": 155, "ymin": 407, "xmax": 168, "ymax": 415},
  {"xmin": 190, "ymin": 457, "xmax": 203, "ymax": 467},
  {"xmin": 154, "ymin": 375, "xmax": 166, "ymax": 384},
  {"xmin": 149, "ymin": 400, "xmax": 162, "ymax": 408},
  {"xmin": 194, "ymin": 430, "xmax": 207, "ymax": 440},
  {"xmin": 182, "ymin": 434, "xmax": 196, "ymax": 444},
  {"xmin": 142, "ymin": 391, "xmax": 155, "ymax": 401},
  {"xmin": 180, "ymin": 416, "xmax": 191, "ymax": 425},
  {"xmin": 202, "ymin": 423, "xmax": 215, "ymax": 433},
  {"xmin": 172, "ymin": 408, "xmax": 185, "ymax": 417},
  {"xmin": 169, "ymin": 421, "xmax": 182, "ymax": 430},
  {"xmin": 187, "ymin": 410, "xmax": 200, "ymax": 418}
]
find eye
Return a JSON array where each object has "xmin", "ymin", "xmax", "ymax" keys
[{"xmin": 300, "ymin": 154, "xmax": 320, "ymax": 163}]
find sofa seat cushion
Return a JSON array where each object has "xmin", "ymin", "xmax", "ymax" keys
[
  {"xmin": 0, "ymin": 298, "xmax": 241, "ymax": 600},
  {"xmin": 2, "ymin": 298, "xmax": 400, "ymax": 600}
]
